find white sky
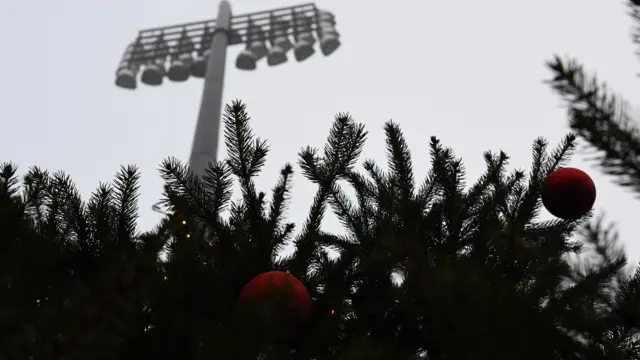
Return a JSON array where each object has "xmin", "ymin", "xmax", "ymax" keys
[{"xmin": 1, "ymin": 0, "xmax": 639, "ymax": 264}]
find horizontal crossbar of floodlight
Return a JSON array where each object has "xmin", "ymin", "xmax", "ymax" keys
[{"xmin": 127, "ymin": 3, "xmax": 336, "ymax": 63}]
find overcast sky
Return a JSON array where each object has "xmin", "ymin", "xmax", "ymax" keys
[{"xmin": 1, "ymin": 0, "xmax": 639, "ymax": 263}]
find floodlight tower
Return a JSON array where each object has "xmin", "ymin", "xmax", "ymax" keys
[{"xmin": 114, "ymin": 1, "xmax": 341, "ymax": 178}]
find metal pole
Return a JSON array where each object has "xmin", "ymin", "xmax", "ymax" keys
[{"xmin": 188, "ymin": 0, "xmax": 232, "ymax": 177}]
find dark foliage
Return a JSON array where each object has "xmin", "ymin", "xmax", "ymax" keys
[{"xmin": 2, "ymin": 100, "xmax": 639, "ymax": 360}]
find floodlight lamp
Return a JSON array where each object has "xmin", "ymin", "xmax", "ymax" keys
[
  {"xmin": 320, "ymin": 33, "xmax": 341, "ymax": 56},
  {"xmin": 115, "ymin": 66, "xmax": 138, "ymax": 90},
  {"xmin": 190, "ymin": 49, "xmax": 210, "ymax": 78},
  {"xmin": 191, "ymin": 27, "xmax": 213, "ymax": 78},
  {"xmin": 168, "ymin": 58, "xmax": 190, "ymax": 82},
  {"xmin": 318, "ymin": 11, "xmax": 336, "ymax": 25},
  {"xmin": 267, "ymin": 45, "xmax": 288, "ymax": 66},
  {"xmin": 269, "ymin": 18, "xmax": 292, "ymax": 53},
  {"xmin": 246, "ymin": 24, "xmax": 268, "ymax": 59},
  {"xmin": 236, "ymin": 49, "xmax": 257, "ymax": 70},
  {"xmin": 273, "ymin": 36, "xmax": 292, "ymax": 53},
  {"xmin": 190, "ymin": 55, "xmax": 207, "ymax": 78},
  {"xmin": 292, "ymin": 15, "xmax": 316, "ymax": 62},
  {"xmin": 141, "ymin": 62, "xmax": 165, "ymax": 86},
  {"xmin": 294, "ymin": 36, "xmax": 315, "ymax": 62},
  {"xmin": 141, "ymin": 36, "xmax": 169, "ymax": 85},
  {"xmin": 249, "ymin": 40, "xmax": 268, "ymax": 60},
  {"xmin": 169, "ymin": 31, "xmax": 195, "ymax": 82},
  {"xmin": 114, "ymin": 41, "xmax": 141, "ymax": 89},
  {"xmin": 317, "ymin": 18, "xmax": 341, "ymax": 56}
]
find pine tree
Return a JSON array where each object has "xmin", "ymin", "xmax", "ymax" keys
[
  {"xmin": 546, "ymin": 2, "xmax": 640, "ymax": 195},
  {"xmin": 3, "ymin": 98, "xmax": 640, "ymax": 360}
]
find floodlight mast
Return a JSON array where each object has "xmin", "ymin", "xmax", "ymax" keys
[
  {"xmin": 190, "ymin": 0, "xmax": 231, "ymax": 178},
  {"xmin": 114, "ymin": 1, "xmax": 341, "ymax": 178}
]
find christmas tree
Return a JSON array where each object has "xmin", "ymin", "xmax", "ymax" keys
[
  {"xmin": 4, "ymin": 2, "xmax": 640, "ymax": 359},
  {"xmin": 2, "ymin": 99, "xmax": 639, "ymax": 360}
]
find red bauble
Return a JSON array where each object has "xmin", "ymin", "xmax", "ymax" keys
[
  {"xmin": 542, "ymin": 167, "xmax": 596, "ymax": 220},
  {"xmin": 238, "ymin": 271, "xmax": 312, "ymax": 337}
]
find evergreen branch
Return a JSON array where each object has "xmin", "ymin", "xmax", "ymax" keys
[
  {"xmin": 363, "ymin": 160, "xmax": 393, "ymax": 218},
  {"xmin": 222, "ymin": 102, "xmax": 267, "ymax": 255},
  {"xmin": 45, "ymin": 171, "xmax": 73, "ymax": 245},
  {"xmin": 158, "ymin": 157, "xmax": 222, "ymax": 228},
  {"xmin": 201, "ymin": 161, "xmax": 234, "ymax": 215},
  {"xmin": 628, "ymin": 0, "xmax": 640, "ymax": 62},
  {"xmin": 290, "ymin": 114, "xmax": 366, "ymax": 278},
  {"xmin": 267, "ymin": 164, "xmax": 294, "ymax": 242},
  {"xmin": 298, "ymin": 146, "xmax": 323, "ymax": 184},
  {"xmin": 543, "ymin": 133, "xmax": 577, "ymax": 176},
  {"xmin": 221, "ymin": 102, "xmax": 270, "ymax": 265},
  {"xmin": 87, "ymin": 183, "xmax": 116, "ymax": 251},
  {"xmin": 427, "ymin": 138, "xmax": 458, "ymax": 200},
  {"xmin": 323, "ymin": 113, "xmax": 367, "ymax": 177},
  {"xmin": 290, "ymin": 187, "xmax": 330, "ymax": 274},
  {"xmin": 345, "ymin": 171, "xmax": 376, "ymax": 228},
  {"xmin": 223, "ymin": 100, "xmax": 257, "ymax": 179},
  {"xmin": 416, "ymin": 169, "xmax": 439, "ymax": 211},
  {"xmin": 384, "ymin": 120, "xmax": 415, "ymax": 201},
  {"xmin": 22, "ymin": 167, "xmax": 50, "ymax": 231},
  {"xmin": 328, "ymin": 182, "xmax": 363, "ymax": 239},
  {"xmin": 614, "ymin": 266, "xmax": 640, "ymax": 331},
  {"xmin": 248, "ymin": 138, "xmax": 269, "ymax": 179},
  {"xmin": 57, "ymin": 172, "xmax": 91, "ymax": 252},
  {"xmin": 576, "ymin": 214, "xmax": 628, "ymax": 281},
  {"xmin": 417, "ymin": 137, "xmax": 449, "ymax": 207},
  {"xmin": 502, "ymin": 169, "xmax": 526, "ymax": 222},
  {"xmin": 272, "ymin": 222, "xmax": 295, "ymax": 257},
  {"xmin": 480, "ymin": 151, "xmax": 510, "ymax": 216},
  {"xmin": 463, "ymin": 152, "xmax": 498, "ymax": 217},
  {"xmin": 529, "ymin": 138, "xmax": 548, "ymax": 184},
  {"xmin": 112, "ymin": 165, "xmax": 141, "ymax": 246},
  {"xmin": 0, "ymin": 162, "xmax": 19, "ymax": 198},
  {"xmin": 437, "ymin": 153, "xmax": 466, "ymax": 248},
  {"xmin": 513, "ymin": 138, "xmax": 549, "ymax": 227},
  {"xmin": 546, "ymin": 56, "xmax": 640, "ymax": 193}
]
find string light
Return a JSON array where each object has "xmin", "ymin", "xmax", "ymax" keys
[
  {"xmin": 394, "ymin": 299, "xmax": 399, "ymax": 303},
  {"xmin": 163, "ymin": 276, "xmax": 168, "ymax": 281},
  {"xmin": 182, "ymin": 220, "xmax": 187, "ymax": 225},
  {"xmin": 209, "ymin": 241, "xmax": 214, "ymax": 247},
  {"xmin": 36, "ymin": 299, "xmax": 41, "ymax": 303},
  {"xmin": 330, "ymin": 309, "xmax": 335, "ymax": 315},
  {"xmin": 186, "ymin": 234, "xmax": 191, "ymax": 238}
]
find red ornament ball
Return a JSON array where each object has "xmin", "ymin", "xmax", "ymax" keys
[
  {"xmin": 238, "ymin": 271, "xmax": 312, "ymax": 337},
  {"xmin": 542, "ymin": 167, "xmax": 596, "ymax": 220}
]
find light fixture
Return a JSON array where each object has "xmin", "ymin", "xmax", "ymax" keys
[
  {"xmin": 317, "ymin": 11, "xmax": 341, "ymax": 56},
  {"xmin": 115, "ymin": 41, "xmax": 142, "ymax": 89},
  {"xmin": 190, "ymin": 26, "xmax": 213, "ymax": 78},
  {"xmin": 236, "ymin": 49, "xmax": 256, "ymax": 70},
  {"xmin": 236, "ymin": 23, "xmax": 266, "ymax": 70},
  {"xmin": 267, "ymin": 17, "xmax": 291, "ymax": 66},
  {"xmin": 293, "ymin": 13, "xmax": 316, "ymax": 62},
  {"xmin": 247, "ymin": 24, "xmax": 268, "ymax": 59},
  {"xmin": 168, "ymin": 30, "xmax": 195, "ymax": 82},
  {"xmin": 141, "ymin": 35, "xmax": 169, "ymax": 86}
]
